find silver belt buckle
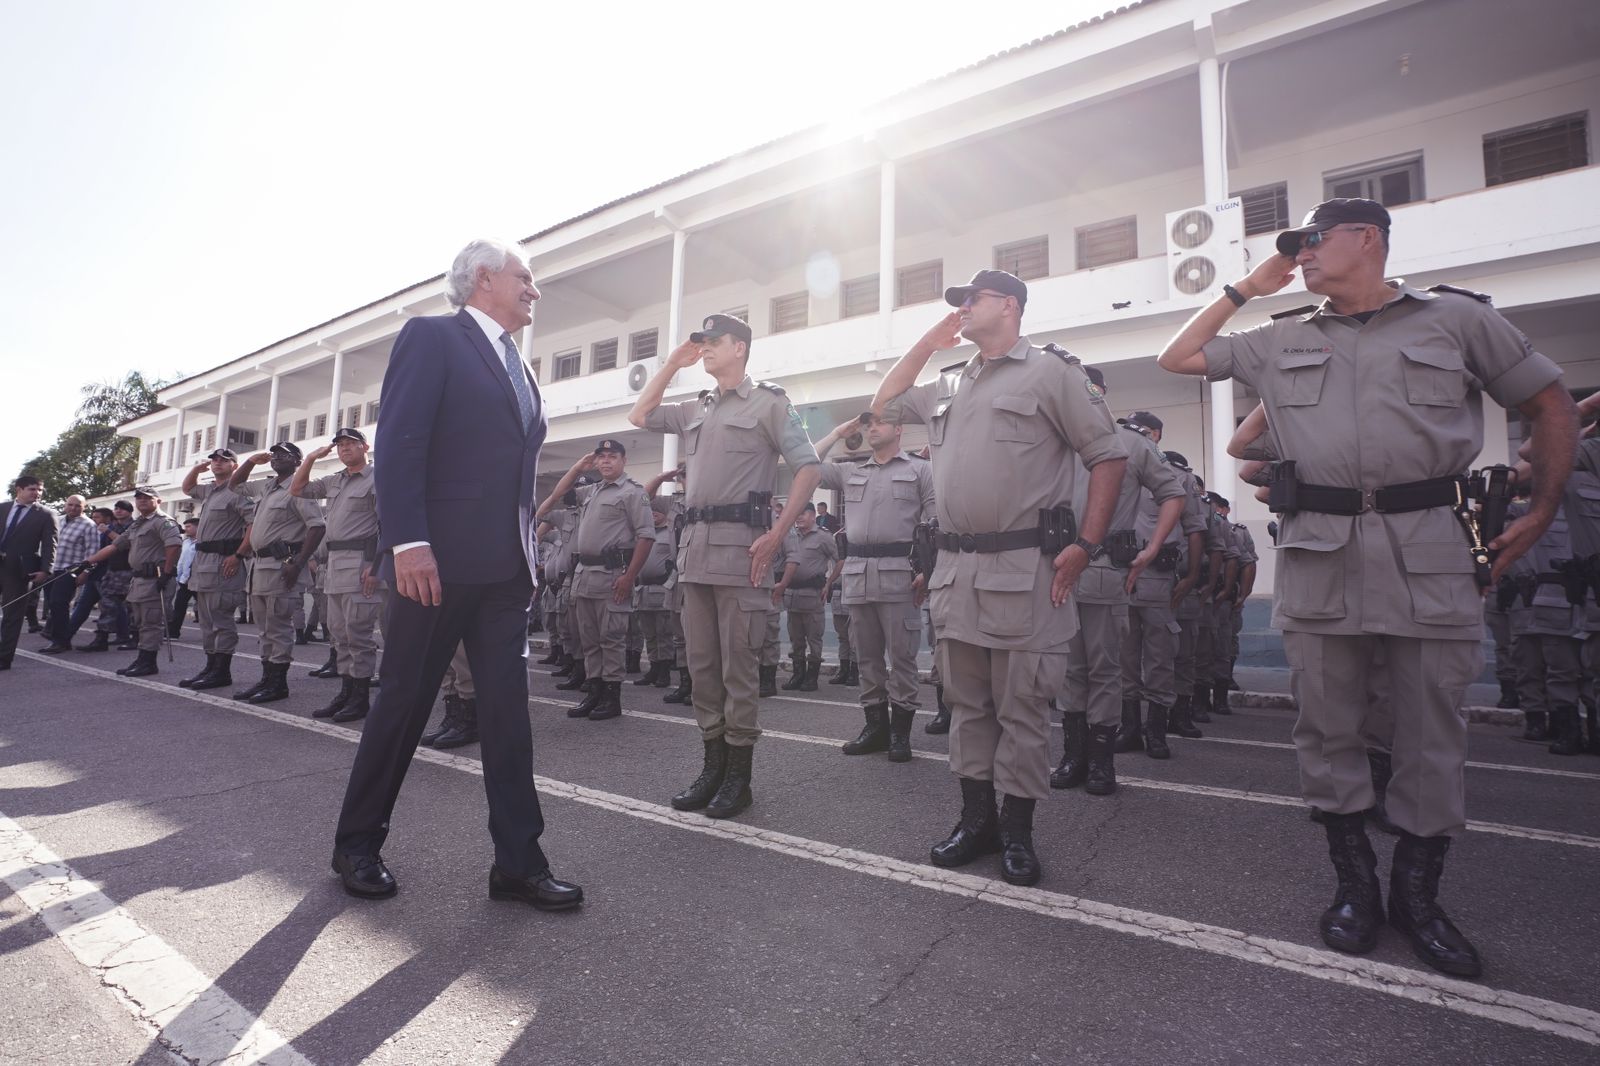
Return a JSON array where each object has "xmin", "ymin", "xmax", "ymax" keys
[{"xmin": 1359, "ymin": 489, "xmax": 1377, "ymax": 514}]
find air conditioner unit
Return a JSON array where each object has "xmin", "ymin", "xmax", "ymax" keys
[
  {"xmin": 1165, "ymin": 198, "xmax": 1244, "ymax": 302},
  {"xmin": 626, "ymin": 362, "xmax": 651, "ymax": 393}
]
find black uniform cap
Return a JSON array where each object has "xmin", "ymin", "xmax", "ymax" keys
[
  {"xmin": 269, "ymin": 441, "xmax": 303, "ymax": 460},
  {"xmin": 1125, "ymin": 410, "xmax": 1163, "ymax": 433},
  {"xmin": 944, "ymin": 269, "xmax": 1028, "ymax": 311},
  {"xmin": 593, "ymin": 438, "xmax": 626, "ymax": 456},
  {"xmin": 331, "ymin": 427, "xmax": 367, "ymax": 444},
  {"xmin": 689, "ymin": 313, "xmax": 752, "ymax": 346},
  {"xmin": 207, "ymin": 448, "xmax": 237, "ymax": 461},
  {"xmin": 1162, "ymin": 450, "xmax": 1190, "ymax": 469},
  {"xmin": 132, "ymin": 486, "xmax": 159, "ymax": 499},
  {"xmin": 1275, "ymin": 197, "xmax": 1392, "ymax": 257}
]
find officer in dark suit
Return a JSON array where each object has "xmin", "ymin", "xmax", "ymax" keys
[
  {"xmin": 0, "ymin": 476, "xmax": 58, "ymax": 670},
  {"xmin": 332, "ymin": 239, "xmax": 582, "ymax": 911}
]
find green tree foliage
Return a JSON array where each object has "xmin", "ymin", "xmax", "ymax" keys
[{"xmin": 18, "ymin": 372, "xmax": 168, "ymax": 500}]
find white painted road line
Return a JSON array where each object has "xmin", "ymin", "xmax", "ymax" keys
[
  {"xmin": 17, "ymin": 649, "xmax": 1600, "ymax": 1048},
  {"xmin": 0, "ymin": 812, "xmax": 313, "ymax": 1066}
]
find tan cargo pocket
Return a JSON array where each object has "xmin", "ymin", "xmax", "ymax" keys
[
  {"xmin": 1278, "ymin": 545, "xmax": 1347, "ymax": 620},
  {"xmin": 735, "ymin": 587, "xmax": 771, "ymax": 651},
  {"xmin": 991, "ymin": 395, "xmax": 1039, "ymax": 444},
  {"xmin": 705, "ymin": 524, "xmax": 754, "ymax": 577},
  {"xmin": 975, "ymin": 568, "xmax": 1036, "ymax": 638},
  {"xmin": 1400, "ymin": 541, "xmax": 1480, "ymax": 626},
  {"xmin": 1401, "ymin": 346, "xmax": 1467, "ymax": 408},
  {"xmin": 1275, "ymin": 350, "xmax": 1331, "ymax": 407}
]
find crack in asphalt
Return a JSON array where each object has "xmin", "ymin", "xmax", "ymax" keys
[{"xmin": 856, "ymin": 894, "xmax": 982, "ymax": 1026}]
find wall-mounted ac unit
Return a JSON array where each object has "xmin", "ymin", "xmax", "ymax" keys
[
  {"xmin": 626, "ymin": 362, "xmax": 651, "ymax": 393},
  {"xmin": 1166, "ymin": 198, "xmax": 1244, "ymax": 302}
]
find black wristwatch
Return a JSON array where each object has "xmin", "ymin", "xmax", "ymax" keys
[
  {"xmin": 1222, "ymin": 283, "xmax": 1249, "ymax": 308},
  {"xmin": 1073, "ymin": 537, "xmax": 1106, "ymax": 561}
]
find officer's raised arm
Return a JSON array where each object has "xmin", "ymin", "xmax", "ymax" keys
[
  {"xmin": 871, "ymin": 313, "xmax": 963, "ymax": 415},
  {"xmin": 628, "ymin": 339, "xmax": 703, "ymax": 428},
  {"xmin": 1158, "ymin": 253, "xmax": 1298, "ymax": 376}
]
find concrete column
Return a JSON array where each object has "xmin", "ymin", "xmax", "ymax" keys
[
  {"xmin": 660, "ymin": 227, "xmax": 687, "ymax": 492},
  {"xmin": 173, "ymin": 406, "xmax": 187, "ymax": 469},
  {"xmin": 878, "ymin": 159, "xmax": 896, "ymax": 348},
  {"xmin": 215, "ymin": 392, "xmax": 230, "ymax": 452},
  {"xmin": 326, "ymin": 350, "xmax": 345, "ymax": 441},
  {"xmin": 1197, "ymin": 35, "xmax": 1235, "ymax": 497},
  {"xmin": 265, "ymin": 373, "xmax": 281, "ymax": 445}
]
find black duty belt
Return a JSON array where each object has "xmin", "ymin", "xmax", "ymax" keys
[
  {"xmin": 577, "ymin": 546, "xmax": 633, "ymax": 569},
  {"xmin": 133, "ymin": 563, "xmax": 162, "ymax": 579},
  {"xmin": 847, "ymin": 540, "xmax": 914, "ymax": 559},
  {"xmin": 1293, "ymin": 476, "xmax": 1465, "ymax": 517},
  {"xmin": 196, "ymin": 538, "xmax": 243, "ymax": 555},
  {"xmin": 256, "ymin": 540, "xmax": 303, "ymax": 561},
  {"xmin": 327, "ymin": 536, "xmax": 379, "ymax": 558},
  {"xmin": 787, "ymin": 575, "xmax": 827, "ymax": 589},
  {"xmin": 935, "ymin": 528, "xmax": 1041, "ymax": 554},
  {"xmin": 685, "ymin": 503, "xmax": 764, "ymax": 525}
]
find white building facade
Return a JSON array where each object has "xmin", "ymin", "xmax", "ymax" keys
[{"xmin": 114, "ymin": 0, "xmax": 1600, "ymax": 593}]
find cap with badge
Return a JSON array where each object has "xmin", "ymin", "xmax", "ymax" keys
[
  {"xmin": 207, "ymin": 447, "xmax": 237, "ymax": 461},
  {"xmin": 944, "ymin": 269, "xmax": 1028, "ymax": 312},
  {"xmin": 269, "ymin": 441, "xmax": 303, "ymax": 460},
  {"xmin": 132, "ymin": 485, "xmax": 159, "ymax": 499},
  {"xmin": 1162, "ymin": 450, "xmax": 1191, "ymax": 470},
  {"xmin": 689, "ymin": 313, "xmax": 752, "ymax": 346},
  {"xmin": 1275, "ymin": 197, "xmax": 1392, "ymax": 257},
  {"xmin": 331, "ymin": 427, "xmax": 367, "ymax": 444},
  {"xmin": 1125, "ymin": 410, "xmax": 1164, "ymax": 433},
  {"xmin": 593, "ymin": 438, "xmax": 626, "ymax": 456}
]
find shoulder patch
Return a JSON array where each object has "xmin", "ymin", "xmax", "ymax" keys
[
  {"xmin": 1429, "ymin": 283, "xmax": 1492, "ymax": 303},
  {"xmin": 756, "ymin": 380, "xmax": 787, "ymax": 396},
  {"xmin": 1042, "ymin": 342, "xmax": 1080, "ymax": 366},
  {"xmin": 785, "ymin": 403, "xmax": 805, "ymax": 429},
  {"xmin": 1270, "ymin": 305, "xmax": 1318, "ymax": 320}
]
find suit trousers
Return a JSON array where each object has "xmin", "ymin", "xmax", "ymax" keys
[
  {"xmin": 940, "ymin": 638, "xmax": 1065, "ymax": 801},
  {"xmin": 197, "ymin": 590, "xmax": 244, "ymax": 654},
  {"xmin": 0, "ymin": 563, "xmax": 35, "ymax": 661},
  {"xmin": 849, "ymin": 599, "xmax": 922, "ymax": 709},
  {"xmin": 682, "ymin": 581, "xmax": 769, "ymax": 746},
  {"xmin": 1060, "ymin": 600, "xmax": 1127, "ymax": 728},
  {"xmin": 574, "ymin": 593, "xmax": 629, "ymax": 681},
  {"xmin": 336, "ymin": 570, "xmax": 548, "ymax": 877},
  {"xmin": 1286, "ymin": 631, "xmax": 1479, "ymax": 838}
]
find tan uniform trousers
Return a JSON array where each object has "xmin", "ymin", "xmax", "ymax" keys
[
  {"xmin": 787, "ymin": 604, "xmax": 825, "ymax": 661},
  {"xmin": 940, "ymin": 638, "xmax": 1066, "ymax": 802},
  {"xmin": 250, "ymin": 567, "xmax": 297, "ymax": 664},
  {"xmin": 636, "ymin": 610, "xmax": 674, "ymax": 665},
  {"xmin": 1286, "ymin": 632, "xmax": 1480, "ymax": 838},
  {"xmin": 761, "ymin": 607, "xmax": 783, "ymax": 667},
  {"xmin": 127, "ymin": 582, "xmax": 166, "ymax": 653},
  {"xmin": 444, "ymin": 640, "xmax": 474, "ymax": 699},
  {"xmin": 683, "ymin": 582, "xmax": 770, "ymax": 747},
  {"xmin": 849, "ymin": 600, "xmax": 922, "ymax": 710},
  {"xmin": 833, "ymin": 602, "xmax": 854, "ymax": 663},
  {"xmin": 197, "ymin": 590, "xmax": 244, "ymax": 654},
  {"xmin": 328, "ymin": 590, "xmax": 383, "ymax": 679},
  {"xmin": 574, "ymin": 593, "xmax": 630, "ymax": 681},
  {"xmin": 1513, "ymin": 634, "xmax": 1582, "ymax": 717},
  {"xmin": 1060, "ymin": 600, "xmax": 1128, "ymax": 728},
  {"xmin": 1123, "ymin": 604, "xmax": 1180, "ymax": 707},
  {"xmin": 626, "ymin": 612, "xmax": 643, "ymax": 656}
]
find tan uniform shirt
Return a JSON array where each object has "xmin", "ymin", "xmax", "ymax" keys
[
  {"xmin": 883, "ymin": 336, "xmax": 1126, "ymax": 651},
  {"xmin": 642, "ymin": 375, "xmax": 820, "ymax": 588},
  {"xmin": 297, "ymin": 466, "xmax": 380, "ymax": 594},
  {"xmin": 239, "ymin": 477, "xmax": 325, "ymax": 576},
  {"xmin": 572, "ymin": 476, "xmax": 654, "ymax": 596},
  {"xmin": 185, "ymin": 482, "xmax": 254, "ymax": 593},
  {"xmin": 782, "ymin": 526, "xmax": 839, "ymax": 608},
  {"xmin": 116, "ymin": 511, "xmax": 183, "ymax": 603},
  {"xmin": 1072, "ymin": 425, "xmax": 1184, "ymax": 607},
  {"xmin": 816, "ymin": 452, "xmax": 934, "ymax": 604},
  {"xmin": 542, "ymin": 506, "xmax": 578, "ymax": 585}
]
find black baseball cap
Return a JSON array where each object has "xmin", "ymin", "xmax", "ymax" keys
[
  {"xmin": 132, "ymin": 486, "xmax": 158, "ymax": 499},
  {"xmin": 1275, "ymin": 197, "xmax": 1392, "ymax": 257},
  {"xmin": 1083, "ymin": 365, "xmax": 1106, "ymax": 390},
  {"xmin": 207, "ymin": 447, "xmax": 237, "ymax": 461},
  {"xmin": 944, "ymin": 269, "xmax": 1028, "ymax": 311},
  {"xmin": 331, "ymin": 427, "xmax": 367, "ymax": 444},
  {"xmin": 1162, "ymin": 450, "xmax": 1190, "ymax": 469},
  {"xmin": 593, "ymin": 438, "xmax": 626, "ymax": 456},
  {"xmin": 269, "ymin": 441, "xmax": 303, "ymax": 460},
  {"xmin": 690, "ymin": 313, "xmax": 752, "ymax": 346},
  {"xmin": 1126, "ymin": 410, "xmax": 1164, "ymax": 433},
  {"xmin": 113, "ymin": 500, "xmax": 133, "ymax": 512}
]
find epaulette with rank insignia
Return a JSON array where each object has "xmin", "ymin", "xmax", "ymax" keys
[
  {"xmin": 1429, "ymin": 283, "xmax": 1492, "ymax": 303},
  {"xmin": 938, "ymin": 360, "xmax": 966, "ymax": 374},
  {"xmin": 755, "ymin": 381, "xmax": 787, "ymax": 396},
  {"xmin": 1270, "ymin": 305, "xmax": 1317, "ymax": 320},
  {"xmin": 1042, "ymin": 342, "xmax": 1080, "ymax": 365}
]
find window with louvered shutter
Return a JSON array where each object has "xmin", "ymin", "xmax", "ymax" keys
[
  {"xmin": 895, "ymin": 261, "xmax": 943, "ymax": 307},
  {"xmin": 276, "ymin": 424, "xmax": 291, "ymax": 444},
  {"xmin": 312, "ymin": 416, "xmax": 327, "ymax": 438},
  {"xmin": 840, "ymin": 276, "xmax": 878, "ymax": 318},
  {"xmin": 771, "ymin": 292, "xmax": 808, "ymax": 333},
  {"xmin": 293, "ymin": 419, "xmax": 306, "ymax": 440},
  {"xmin": 994, "ymin": 236, "xmax": 1049, "ymax": 280},
  {"xmin": 592, "ymin": 338, "xmax": 618, "ymax": 371},
  {"xmin": 1232, "ymin": 183, "xmax": 1289, "ymax": 236},
  {"xmin": 629, "ymin": 329, "xmax": 658, "ymax": 363},
  {"xmin": 347, "ymin": 405, "xmax": 362, "ymax": 428},
  {"xmin": 229, "ymin": 427, "xmax": 258, "ymax": 449},
  {"xmin": 1484, "ymin": 113, "xmax": 1588, "ymax": 186},
  {"xmin": 1075, "ymin": 217, "xmax": 1137, "ymax": 269},
  {"xmin": 366, "ymin": 401, "xmax": 380, "ymax": 424},
  {"xmin": 554, "ymin": 350, "xmax": 581, "ymax": 381},
  {"xmin": 722, "ymin": 306, "xmax": 749, "ymax": 324},
  {"xmin": 1323, "ymin": 155, "xmax": 1423, "ymax": 206},
  {"xmin": 205, "ymin": 426, "xmax": 216, "ymax": 449}
]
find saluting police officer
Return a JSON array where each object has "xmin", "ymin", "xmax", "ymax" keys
[
  {"xmin": 777, "ymin": 502, "xmax": 837, "ymax": 691},
  {"xmin": 291, "ymin": 427, "xmax": 385, "ymax": 722},
  {"xmin": 540, "ymin": 440, "xmax": 655, "ymax": 722},
  {"xmin": 875, "ymin": 269, "xmax": 1127, "ymax": 886},
  {"xmin": 177, "ymin": 448, "xmax": 255, "ymax": 690},
  {"xmin": 1159, "ymin": 196, "xmax": 1577, "ymax": 977},
  {"xmin": 230, "ymin": 442, "xmax": 327, "ymax": 703},
  {"xmin": 76, "ymin": 487, "xmax": 182, "ymax": 677},
  {"xmin": 814, "ymin": 412, "xmax": 936, "ymax": 761},
  {"xmin": 630, "ymin": 313, "xmax": 822, "ymax": 820},
  {"xmin": 535, "ymin": 489, "xmax": 578, "ymax": 670}
]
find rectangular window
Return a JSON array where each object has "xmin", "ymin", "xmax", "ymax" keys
[
  {"xmin": 1484, "ymin": 112, "xmax": 1588, "ymax": 186},
  {"xmin": 192, "ymin": 430, "xmax": 203, "ymax": 454},
  {"xmin": 229, "ymin": 427, "xmax": 258, "ymax": 450},
  {"xmin": 529, "ymin": 358, "xmax": 541, "ymax": 383},
  {"xmin": 770, "ymin": 292, "xmax": 808, "ymax": 333},
  {"xmin": 312, "ymin": 415, "xmax": 327, "ymax": 438},
  {"xmin": 721, "ymin": 306, "xmax": 749, "ymax": 324},
  {"xmin": 276, "ymin": 424, "xmax": 291, "ymax": 444},
  {"xmin": 592, "ymin": 338, "xmax": 619, "ymax": 372},
  {"xmin": 152, "ymin": 441, "xmax": 162, "ymax": 471},
  {"xmin": 895, "ymin": 260, "xmax": 943, "ymax": 308},
  {"xmin": 346, "ymin": 404, "xmax": 362, "ymax": 429},
  {"xmin": 293, "ymin": 419, "xmax": 307, "ymax": 440},
  {"xmin": 366, "ymin": 400, "xmax": 380, "ymax": 424},
  {"xmin": 553, "ymin": 350, "xmax": 581, "ymax": 381},
  {"xmin": 1233, "ymin": 182, "xmax": 1290, "ymax": 236},
  {"xmin": 840, "ymin": 275, "xmax": 879, "ymax": 318},
  {"xmin": 1323, "ymin": 154, "xmax": 1423, "ymax": 206},
  {"xmin": 205, "ymin": 426, "xmax": 216, "ymax": 450},
  {"xmin": 994, "ymin": 236, "xmax": 1049, "ymax": 280},
  {"xmin": 1075, "ymin": 216, "xmax": 1138, "ymax": 269},
  {"xmin": 628, "ymin": 329, "xmax": 658, "ymax": 363}
]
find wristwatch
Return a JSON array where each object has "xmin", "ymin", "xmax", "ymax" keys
[
  {"xmin": 1073, "ymin": 537, "xmax": 1106, "ymax": 561},
  {"xmin": 1222, "ymin": 283, "xmax": 1249, "ymax": 308}
]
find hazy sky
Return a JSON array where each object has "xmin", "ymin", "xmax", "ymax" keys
[{"xmin": 0, "ymin": 0, "xmax": 1112, "ymax": 483}]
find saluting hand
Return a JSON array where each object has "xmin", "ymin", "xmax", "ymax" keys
[
  {"xmin": 667, "ymin": 338, "xmax": 705, "ymax": 370},
  {"xmin": 249, "ymin": 451, "xmax": 272, "ymax": 465},
  {"xmin": 308, "ymin": 444, "xmax": 334, "ymax": 461},
  {"xmin": 1237, "ymin": 253, "xmax": 1298, "ymax": 299},
  {"xmin": 920, "ymin": 312, "xmax": 963, "ymax": 352},
  {"xmin": 1050, "ymin": 544, "xmax": 1090, "ymax": 607}
]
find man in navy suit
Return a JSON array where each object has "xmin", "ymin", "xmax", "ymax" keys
[
  {"xmin": 1, "ymin": 476, "xmax": 58, "ymax": 670},
  {"xmin": 332, "ymin": 239, "xmax": 582, "ymax": 911}
]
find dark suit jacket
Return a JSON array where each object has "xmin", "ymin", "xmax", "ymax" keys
[
  {"xmin": 0, "ymin": 501, "xmax": 57, "ymax": 575},
  {"xmin": 375, "ymin": 309, "xmax": 547, "ymax": 585}
]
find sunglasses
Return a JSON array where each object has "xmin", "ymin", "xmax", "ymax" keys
[
  {"xmin": 1298, "ymin": 224, "xmax": 1376, "ymax": 250},
  {"xmin": 959, "ymin": 290, "xmax": 1011, "ymax": 308}
]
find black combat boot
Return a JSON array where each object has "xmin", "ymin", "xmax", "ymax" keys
[
  {"xmin": 117, "ymin": 632, "xmax": 140, "ymax": 651},
  {"xmin": 925, "ymin": 684, "xmax": 950, "ymax": 734},
  {"xmin": 179, "ymin": 653, "xmax": 219, "ymax": 689},
  {"xmin": 246, "ymin": 661, "xmax": 290, "ymax": 704},
  {"xmin": 634, "ymin": 661, "xmax": 665, "ymax": 687},
  {"xmin": 998, "ymin": 795, "xmax": 1041, "ymax": 886},
  {"xmin": 295, "ymin": 626, "xmax": 311, "ymax": 645},
  {"xmin": 567, "ymin": 678, "xmax": 605, "ymax": 718},
  {"xmin": 1388, "ymin": 833, "xmax": 1483, "ymax": 978},
  {"xmin": 930, "ymin": 777, "xmax": 1000, "ymax": 868},
  {"xmin": 551, "ymin": 652, "xmax": 578, "ymax": 679},
  {"xmin": 842, "ymin": 703, "xmax": 890, "ymax": 755},
  {"xmin": 663, "ymin": 669, "xmax": 692, "ymax": 705},
  {"xmin": 799, "ymin": 657, "xmax": 819, "ymax": 692},
  {"xmin": 537, "ymin": 641, "xmax": 563, "ymax": 666},
  {"xmin": 671, "ymin": 738, "xmax": 728, "ymax": 811},
  {"xmin": 232, "ymin": 661, "xmax": 273, "ymax": 702},
  {"xmin": 333, "ymin": 678, "xmax": 372, "ymax": 723},
  {"xmin": 1318, "ymin": 812, "xmax": 1384, "ymax": 955},
  {"xmin": 1548, "ymin": 704, "xmax": 1583, "ymax": 755},
  {"xmin": 758, "ymin": 665, "xmax": 778, "ymax": 698},
  {"xmin": 190, "ymin": 653, "xmax": 233, "ymax": 690},
  {"xmin": 1050, "ymin": 711, "xmax": 1089, "ymax": 789},
  {"xmin": 625, "ymin": 650, "xmax": 641, "ymax": 674},
  {"xmin": 77, "ymin": 632, "xmax": 110, "ymax": 652},
  {"xmin": 555, "ymin": 661, "xmax": 588, "ymax": 691},
  {"xmin": 1211, "ymin": 681, "xmax": 1233, "ymax": 715},
  {"xmin": 117, "ymin": 650, "xmax": 158, "ymax": 677},
  {"xmin": 314, "ymin": 676, "xmax": 353, "ymax": 719},
  {"xmin": 589, "ymin": 681, "xmax": 623, "ymax": 721},
  {"xmin": 781, "ymin": 655, "xmax": 806, "ymax": 690},
  {"xmin": 309, "ymin": 647, "xmax": 339, "ymax": 678},
  {"xmin": 843, "ymin": 660, "xmax": 860, "ymax": 686},
  {"xmin": 827, "ymin": 659, "xmax": 846, "ymax": 682},
  {"xmin": 1365, "ymin": 749, "xmax": 1400, "ymax": 835},
  {"xmin": 1168, "ymin": 695, "xmax": 1203, "ymax": 739},
  {"xmin": 1084, "ymin": 724, "xmax": 1118, "ymax": 796},
  {"xmin": 1191, "ymin": 682, "xmax": 1212, "ymax": 723},
  {"xmin": 704, "ymin": 743, "xmax": 753, "ymax": 819},
  {"xmin": 1496, "ymin": 679, "xmax": 1519, "ymax": 709},
  {"xmin": 1586, "ymin": 703, "xmax": 1600, "ymax": 755},
  {"xmin": 421, "ymin": 694, "xmax": 465, "ymax": 747},
  {"xmin": 1144, "ymin": 703, "xmax": 1171, "ymax": 760},
  {"xmin": 887, "ymin": 704, "xmax": 915, "ymax": 763},
  {"xmin": 433, "ymin": 696, "xmax": 479, "ymax": 749},
  {"xmin": 829, "ymin": 660, "xmax": 855, "ymax": 686},
  {"xmin": 1519, "ymin": 709, "xmax": 1549, "ymax": 742},
  {"xmin": 1113, "ymin": 698, "xmax": 1144, "ymax": 753},
  {"xmin": 653, "ymin": 661, "xmax": 674, "ymax": 688}
]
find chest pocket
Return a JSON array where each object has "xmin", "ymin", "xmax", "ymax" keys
[
  {"xmin": 1275, "ymin": 351, "xmax": 1331, "ymax": 406},
  {"xmin": 1401, "ymin": 346, "xmax": 1467, "ymax": 408},
  {"xmin": 342, "ymin": 482, "xmax": 376, "ymax": 510},
  {"xmin": 722, "ymin": 413, "xmax": 763, "ymax": 451},
  {"xmin": 890, "ymin": 471, "xmax": 919, "ymax": 501},
  {"xmin": 843, "ymin": 475, "xmax": 869, "ymax": 504},
  {"xmin": 682, "ymin": 413, "xmax": 707, "ymax": 456},
  {"xmin": 992, "ymin": 395, "xmax": 1038, "ymax": 443}
]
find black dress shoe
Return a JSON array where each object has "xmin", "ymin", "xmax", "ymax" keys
[
  {"xmin": 489, "ymin": 865, "xmax": 583, "ymax": 911},
  {"xmin": 40, "ymin": 642, "xmax": 71, "ymax": 655},
  {"xmin": 332, "ymin": 852, "xmax": 397, "ymax": 898}
]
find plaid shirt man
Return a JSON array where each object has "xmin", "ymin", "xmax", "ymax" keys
[{"xmin": 51, "ymin": 514, "xmax": 99, "ymax": 573}]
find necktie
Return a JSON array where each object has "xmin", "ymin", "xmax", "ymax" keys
[
  {"xmin": 1, "ymin": 505, "xmax": 24, "ymax": 547},
  {"xmin": 500, "ymin": 331, "xmax": 537, "ymax": 432}
]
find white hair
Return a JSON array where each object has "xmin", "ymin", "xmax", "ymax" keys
[{"xmin": 445, "ymin": 239, "xmax": 525, "ymax": 309}]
